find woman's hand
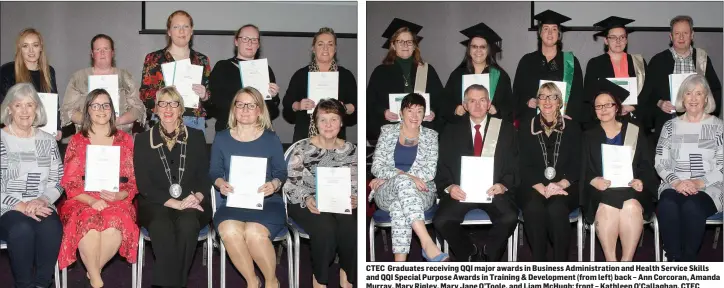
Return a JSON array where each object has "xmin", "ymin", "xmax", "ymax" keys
[
  {"xmin": 409, "ymin": 174, "xmax": 428, "ymax": 192},
  {"xmin": 180, "ymin": 194, "xmax": 204, "ymax": 211},
  {"xmin": 100, "ymin": 190, "xmax": 128, "ymax": 202},
  {"xmin": 351, "ymin": 194, "xmax": 358, "ymax": 209},
  {"xmin": 527, "ymin": 98, "xmax": 538, "ymax": 109},
  {"xmin": 369, "ymin": 178, "xmax": 386, "ymax": 191},
  {"xmin": 258, "ymin": 181, "xmax": 278, "ymax": 196},
  {"xmin": 590, "ymin": 177, "xmax": 611, "ymax": 191},
  {"xmin": 455, "ymin": 105, "xmax": 466, "ymax": 116},
  {"xmin": 489, "ymin": 105, "xmax": 497, "ymax": 115},
  {"xmin": 423, "ymin": 111, "xmax": 435, "ymax": 122},
  {"xmin": 55, "ymin": 131, "xmax": 63, "ymax": 141},
  {"xmin": 90, "ymin": 199, "xmax": 109, "ymax": 211},
  {"xmin": 299, "ymin": 99, "xmax": 316, "ymax": 111},
  {"xmin": 192, "ymin": 84, "xmax": 209, "ymax": 101},
  {"xmin": 305, "ymin": 196, "xmax": 320, "ymax": 214},
  {"xmin": 215, "ymin": 178, "xmax": 234, "ymax": 195},
  {"xmin": 269, "ymin": 83, "xmax": 280, "ymax": 97},
  {"xmin": 384, "ymin": 110, "xmax": 399, "ymax": 121},
  {"xmin": 629, "ymin": 179, "xmax": 643, "ymax": 192}
]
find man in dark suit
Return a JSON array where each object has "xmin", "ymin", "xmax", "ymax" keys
[{"xmin": 433, "ymin": 84, "xmax": 519, "ymax": 262}]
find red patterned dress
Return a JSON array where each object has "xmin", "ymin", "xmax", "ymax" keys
[{"xmin": 57, "ymin": 131, "xmax": 139, "ymax": 269}]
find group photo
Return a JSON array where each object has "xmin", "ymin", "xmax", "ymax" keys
[
  {"xmin": 365, "ymin": 1, "xmax": 723, "ymax": 263},
  {"xmin": 1, "ymin": 1, "xmax": 358, "ymax": 288}
]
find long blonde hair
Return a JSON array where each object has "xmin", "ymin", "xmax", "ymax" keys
[
  {"xmin": 227, "ymin": 87, "xmax": 273, "ymax": 131},
  {"xmin": 14, "ymin": 28, "xmax": 52, "ymax": 92}
]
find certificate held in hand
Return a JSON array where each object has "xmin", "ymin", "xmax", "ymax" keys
[
  {"xmin": 601, "ymin": 144, "xmax": 634, "ymax": 188},
  {"xmin": 388, "ymin": 93, "xmax": 430, "ymax": 121},
  {"xmin": 85, "ymin": 145, "xmax": 121, "ymax": 192},
  {"xmin": 239, "ymin": 59, "xmax": 271, "ymax": 100},
  {"xmin": 307, "ymin": 72, "xmax": 339, "ymax": 114},
  {"xmin": 37, "ymin": 93, "xmax": 58, "ymax": 136},
  {"xmin": 161, "ymin": 59, "xmax": 203, "ymax": 109},
  {"xmin": 315, "ymin": 167, "xmax": 352, "ymax": 214},
  {"xmin": 88, "ymin": 74, "xmax": 120, "ymax": 116},
  {"xmin": 227, "ymin": 156, "xmax": 267, "ymax": 210},
  {"xmin": 460, "ymin": 156, "xmax": 494, "ymax": 203}
]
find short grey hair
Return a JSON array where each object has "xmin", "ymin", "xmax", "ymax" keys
[
  {"xmin": 0, "ymin": 82, "xmax": 48, "ymax": 127},
  {"xmin": 675, "ymin": 74, "xmax": 716, "ymax": 114},
  {"xmin": 670, "ymin": 15, "xmax": 694, "ymax": 33},
  {"xmin": 463, "ymin": 84, "xmax": 490, "ymax": 102}
]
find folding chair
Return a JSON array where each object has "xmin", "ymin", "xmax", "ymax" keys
[
  {"xmin": 514, "ymin": 207, "xmax": 583, "ymax": 261},
  {"xmin": 1, "ymin": 240, "xmax": 61, "ymax": 288},
  {"xmin": 660, "ymin": 212, "xmax": 723, "ymax": 261},
  {"xmin": 588, "ymin": 214, "xmax": 660, "ymax": 261},
  {"xmin": 368, "ymin": 201, "xmax": 440, "ymax": 261},
  {"xmin": 442, "ymin": 209, "xmax": 517, "ymax": 261}
]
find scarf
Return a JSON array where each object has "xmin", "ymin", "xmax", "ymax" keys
[
  {"xmin": 159, "ymin": 121, "xmax": 186, "ymax": 150},
  {"xmin": 540, "ymin": 113, "xmax": 563, "ymax": 136},
  {"xmin": 307, "ymin": 59, "xmax": 339, "ymax": 137}
]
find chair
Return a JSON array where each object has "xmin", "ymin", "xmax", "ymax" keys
[
  {"xmin": 136, "ymin": 221, "xmax": 213, "ymax": 288},
  {"xmin": 212, "ymin": 186, "xmax": 294, "ymax": 288},
  {"xmin": 282, "ymin": 139, "xmax": 311, "ymax": 288},
  {"xmin": 514, "ymin": 208, "xmax": 583, "ymax": 261},
  {"xmin": 368, "ymin": 201, "xmax": 440, "ymax": 261},
  {"xmin": 61, "ymin": 249, "xmax": 137, "ymax": 288},
  {"xmin": 1, "ymin": 240, "xmax": 61, "ymax": 288},
  {"xmin": 660, "ymin": 212, "xmax": 723, "ymax": 261},
  {"xmin": 588, "ymin": 214, "xmax": 660, "ymax": 261},
  {"xmin": 442, "ymin": 209, "xmax": 517, "ymax": 262}
]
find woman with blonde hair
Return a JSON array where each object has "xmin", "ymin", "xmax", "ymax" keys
[
  {"xmin": 211, "ymin": 87, "xmax": 287, "ymax": 288},
  {"xmin": 1, "ymin": 28, "xmax": 62, "ymax": 140}
]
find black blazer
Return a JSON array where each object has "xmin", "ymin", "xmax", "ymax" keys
[
  {"xmin": 517, "ymin": 115, "xmax": 582, "ymax": 210},
  {"xmin": 443, "ymin": 65, "xmax": 514, "ymax": 124},
  {"xmin": 133, "ymin": 125, "xmax": 212, "ymax": 218},
  {"xmin": 435, "ymin": 117, "xmax": 518, "ymax": 201},
  {"xmin": 580, "ymin": 121, "xmax": 657, "ymax": 223}
]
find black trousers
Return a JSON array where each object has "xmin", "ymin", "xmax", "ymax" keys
[
  {"xmin": 138, "ymin": 203, "xmax": 209, "ymax": 287},
  {"xmin": 0, "ymin": 210, "xmax": 63, "ymax": 288},
  {"xmin": 433, "ymin": 195, "xmax": 518, "ymax": 262},
  {"xmin": 657, "ymin": 189, "xmax": 717, "ymax": 261},
  {"xmin": 521, "ymin": 193, "xmax": 572, "ymax": 261},
  {"xmin": 288, "ymin": 204, "xmax": 356, "ymax": 285}
]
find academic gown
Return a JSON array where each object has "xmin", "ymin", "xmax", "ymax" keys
[
  {"xmin": 443, "ymin": 65, "xmax": 514, "ymax": 124},
  {"xmin": 584, "ymin": 53, "xmax": 648, "ymax": 127},
  {"xmin": 579, "ymin": 121, "xmax": 657, "ymax": 224},
  {"xmin": 366, "ymin": 62, "xmax": 445, "ymax": 142},
  {"xmin": 513, "ymin": 51, "xmax": 585, "ymax": 127}
]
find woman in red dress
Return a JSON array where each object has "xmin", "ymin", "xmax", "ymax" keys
[{"xmin": 58, "ymin": 88, "xmax": 139, "ymax": 288}]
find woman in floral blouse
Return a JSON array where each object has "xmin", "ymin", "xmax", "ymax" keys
[
  {"xmin": 139, "ymin": 10, "xmax": 211, "ymax": 134},
  {"xmin": 283, "ymin": 99, "xmax": 357, "ymax": 288}
]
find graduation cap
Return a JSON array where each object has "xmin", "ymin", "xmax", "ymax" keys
[
  {"xmin": 382, "ymin": 18, "xmax": 423, "ymax": 49},
  {"xmin": 596, "ymin": 78, "xmax": 630, "ymax": 103},
  {"xmin": 459, "ymin": 22, "xmax": 502, "ymax": 52},
  {"xmin": 593, "ymin": 16, "xmax": 635, "ymax": 38},
  {"xmin": 534, "ymin": 10, "xmax": 572, "ymax": 27}
]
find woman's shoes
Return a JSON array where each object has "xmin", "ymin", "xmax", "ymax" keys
[{"xmin": 421, "ymin": 249, "xmax": 449, "ymax": 262}]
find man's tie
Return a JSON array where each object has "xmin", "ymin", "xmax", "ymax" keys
[{"xmin": 474, "ymin": 124, "xmax": 483, "ymax": 156}]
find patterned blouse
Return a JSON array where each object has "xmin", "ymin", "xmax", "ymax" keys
[
  {"xmin": 283, "ymin": 138, "xmax": 358, "ymax": 207},
  {"xmin": 0, "ymin": 129, "xmax": 64, "ymax": 216},
  {"xmin": 139, "ymin": 48, "xmax": 211, "ymax": 117}
]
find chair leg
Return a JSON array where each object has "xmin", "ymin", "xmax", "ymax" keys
[
  {"xmin": 54, "ymin": 262, "xmax": 60, "ymax": 288},
  {"xmin": 137, "ymin": 235, "xmax": 145, "ymax": 288},
  {"xmin": 294, "ymin": 232, "xmax": 301, "ymax": 288},
  {"xmin": 653, "ymin": 216, "xmax": 661, "ymax": 262},
  {"xmin": 507, "ymin": 234, "xmax": 513, "ymax": 262},
  {"xmin": 62, "ymin": 267, "xmax": 67, "ymax": 288},
  {"xmin": 518, "ymin": 223, "xmax": 524, "ymax": 247},
  {"xmin": 287, "ymin": 236, "xmax": 294, "ymax": 288},
  {"xmin": 713, "ymin": 227, "xmax": 720, "ymax": 249},
  {"xmin": 207, "ymin": 237, "xmax": 213, "ymax": 288},
  {"xmin": 202, "ymin": 242, "xmax": 208, "ymax": 267},
  {"xmin": 381, "ymin": 229, "xmax": 389, "ymax": 252},
  {"xmin": 368, "ymin": 220, "xmax": 376, "ymax": 262},
  {"xmin": 132, "ymin": 263, "xmax": 137, "ymax": 288},
  {"xmin": 638, "ymin": 228, "xmax": 645, "ymax": 248},
  {"xmin": 590, "ymin": 224, "xmax": 596, "ymax": 262},
  {"xmin": 220, "ymin": 241, "xmax": 226, "ymax": 288},
  {"xmin": 512, "ymin": 223, "xmax": 519, "ymax": 262},
  {"xmin": 577, "ymin": 217, "xmax": 583, "ymax": 262}
]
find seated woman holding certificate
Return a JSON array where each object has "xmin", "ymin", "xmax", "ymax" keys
[
  {"xmin": 57, "ymin": 89, "xmax": 138, "ymax": 288},
  {"xmin": 210, "ymin": 87, "xmax": 287, "ymax": 288},
  {"xmin": 282, "ymin": 27, "xmax": 357, "ymax": 142},
  {"xmin": 655, "ymin": 74, "xmax": 723, "ymax": 262},
  {"xmin": 61, "ymin": 34, "xmax": 146, "ymax": 134},
  {"xmin": 0, "ymin": 83, "xmax": 64, "ymax": 288},
  {"xmin": 369, "ymin": 93, "xmax": 448, "ymax": 262},
  {"xmin": 580, "ymin": 79, "xmax": 656, "ymax": 262},
  {"xmin": 139, "ymin": 10, "xmax": 212, "ymax": 133},
  {"xmin": 209, "ymin": 24, "xmax": 281, "ymax": 131},
  {"xmin": 283, "ymin": 99, "xmax": 357, "ymax": 288},
  {"xmin": 133, "ymin": 86, "xmax": 211, "ymax": 287},
  {"xmin": 517, "ymin": 82, "xmax": 582, "ymax": 262}
]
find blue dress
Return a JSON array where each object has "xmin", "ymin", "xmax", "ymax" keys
[{"xmin": 210, "ymin": 129, "xmax": 288, "ymax": 238}]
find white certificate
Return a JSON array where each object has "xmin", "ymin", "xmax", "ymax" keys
[
  {"xmin": 461, "ymin": 73, "xmax": 490, "ymax": 101},
  {"xmin": 669, "ymin": 73, "xmax": 697, "ymax": 113},
  {"xmin": 538, "ymin": 80, "xmax": 568, "ymax": 115},
  {"xmin": 88, "ymin": 74, "xmax": 120, "ymax": 116},
  {"xmin": 387, "ymin": 93, "xmax": 430, "ymax": 121},
  {"xmin": 84, "ymin": 145, "xmax": 120, "ymax": 192},
  {"xmin": 37, "ymin": 93, "xmax": 57, "ymax": 136},
  {"xmin": 601, "ymin": 144, "xmax": 634, "ymax": 188},
  {"xmin": 161, "ymin": 59, "xmax": 203, "ymax": 109},
  {"xmin": 460, "ymin": 156, "xmax": 494, "ymax": 203},
  {"xmin": 227, "ymin": 156, "xmax": 267, "ymax": 210},
  {"xmin": 307, "ymin": 72, "xmax": 339, "ymax": 114},
  {"xmin": 315, "ymin": 167, "xmax": 352, "ymax": 214},
  {"xmin": 239, "ymin": 59, "xmax": 271, "ymax": 100},
  {"xmin": 606, "ymin": 77, "xmax": 638, "ymax": 105}
]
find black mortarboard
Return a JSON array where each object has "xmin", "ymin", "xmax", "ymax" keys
[
  {"xmin": 459, "ymin": 22, "xmax": 502, "ymax": 52},
  {"xmin": 596, "ymin": 78, "xmax": 630, "ymax": 103},
  {"xmin": 593, "ymin": 16, "xmax": 635, "ymax": 38},
  {"xmin": 381, "ymin": 18, "xmax": 423, "ymax": 49},
  {"xmin": 534, "ymin": 10, "xmax": 572, "ymax": 27}
]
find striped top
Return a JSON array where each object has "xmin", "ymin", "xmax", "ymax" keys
[{"xmin": 0, "ymin": 128, "xmax": 64, "ymax": 216}]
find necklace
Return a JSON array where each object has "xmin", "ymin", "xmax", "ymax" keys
[
  {"xmin": 155, "ymin": 127, "xmax": 187, "ymax": 198},
  {"xmin": 401, "ymin": 129, "xmax": 419, "ymax": 146},
  {"xmin": 402, "ymin": 73, "xmax": 410, "ymax": 87},
  {"xmin": 536, "ymin": 130, "xmax": 562, "ymax": 180}
]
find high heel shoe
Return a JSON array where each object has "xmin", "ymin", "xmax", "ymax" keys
[{"xmin": 421, "ymin": 249, "xmax": 449, "ymax": 262}]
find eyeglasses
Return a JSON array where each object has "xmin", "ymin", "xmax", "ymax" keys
[
  {"xmin": 594, "ymin": 103, "xmax": 617, "ymax": 110},
  {"xmin": 537, "ymin": 94, "xmax": 560, "ymax": 101},
  {"xmin": 238, "ymin": 36, "xmax": 259, "ymax": 44},
  {"xmin": 89, "ymin": 103, "xmax": 112, "ymax": 111},
  {"xmin": 157, "ymin": 101, "xmax": 181, "ymax": 108},
  {"xmin": 394, "ymin": 40, "xmax": 414, "ymax": 47},
  {"xmin": 470, "ymin": 45, "xmax": 487, "ymax": 50},
  {"xmin": 234, "ymin": 101, "xmax": 258, "ymax": 110},
  {"xmin": 606, "ymin": 35, "xmax": 627, "ymax": 42}
]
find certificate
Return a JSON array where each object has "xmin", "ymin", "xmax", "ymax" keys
[
  {"xmin": 669, "ymin": 73, "xmax": 697, "ymax": 113},
  {"xmin": 84, "ymin": 145, "xmax": 120, "ymax": 192},
  {"xmin": 461, "ymin": 74, "xmax": 490, "ymax": 101},
  {"xmin": 239, "ymin": 59, "xmax": 271, "ymax": 100},
  {"xmin": 538, "ymin": 80, "xmax": 568, "ymax": 114},
  {"xmin": 460, "ymin": 156, "xmax": 494, "ymax": 203},
  {"xmin": 88, "ymin": 74, "xmax": 120, "ymax": 116},
  {"xmin": 388, "ymin": 93, "xmax": 430, "ymax": 121},
  {"xmin": 161, "ymin": 59, "xmax": 203, "ymax": 109},
  {"xmin": 227, "ymin": 156, "xmax": 267, "ymax": 210},
  {"xmin": 606, "ymin": 77, "xmax": 638, "ymax": 105},
  {"xmin": 307, "ymin": 72, "xmax": 339, "ymax": 114},
  {"xmin": 315, "ymin": 167, "xmax": 352, "ymax": 214},
  {"xmin": 37, "ymin": 93, "xmax": 57, "ymax": 136},
  {"xmin": 601, "ymin": 144, "xmax": 634, "ymax": 188}
]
